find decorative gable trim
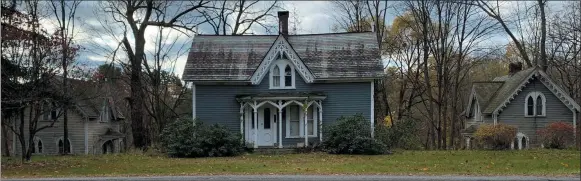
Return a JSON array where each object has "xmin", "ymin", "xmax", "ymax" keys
[
  {"xmin": 536, "ymin": 71, "xmax": 581, "ymax": 111},
  {"xmin": 493, "ymin": 69, "xmax": 581, "ymax": 115},
  {"xmin": 465, "ymin": 87, "xmax": 478, "ymax": 117},
  {"xmin": 250, "ymin": 35, "xmax": 315, "ymax": 85}
]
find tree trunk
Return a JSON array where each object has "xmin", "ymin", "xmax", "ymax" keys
[
  {"xmin": 2, "ymin": 123, "xmax": 11, "ymax": 156},
  {"xmin": 19, "ymin": 109, "xmax": 25, "ymax": 162},
  {"xmin": 420, "ymin": 3, "xmax": 435, "ymax": 150},
  {"xmin": 60, "ymin": 0, "xmax": 70, "ymax": 155},
  {"xmin": 25, "ymin": 132, "xmax": 35, "ymax": 161},
  {"xmin": 539, "ymin": 0, "xmax": 547, "ymax": 71},
  {"xmin": 130, "ymin": 35, "xmax": 149, "ymax": 150}
]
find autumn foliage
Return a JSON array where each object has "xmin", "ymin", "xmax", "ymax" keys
[
  {"xmin": 474, "ymin": 124, "xmax": 517, "ymax": 150},
  {"xmin": 537, "ymin": 122, "xmax": 575, "ymax": 149}
]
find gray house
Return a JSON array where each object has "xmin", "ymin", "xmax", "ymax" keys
[
  {"xmin": 182, "ymin": 11, "xmax": 383, "ymax": 148},
  {"xmin": 11, "ymin": 78, "xmax": 126, "ymax": 155},
  {"xmin": 462, "ymin": 63, "xmax": 580, "ymax": 149}
]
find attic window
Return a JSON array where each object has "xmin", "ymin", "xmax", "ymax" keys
[
  {"xmin": 100, "ymin": 98, "xmax": 113, "ymax": 122},
  {"xmin": 269, "ymin": 60, "xmax": 295, "ymax": 89},
  {"xmin": 524, "ymin": 91, "xmax": 545, "ymax": 117},
  {"xmin": 42, "ymin": 101, "xmax": 58, "ymax": 121}
]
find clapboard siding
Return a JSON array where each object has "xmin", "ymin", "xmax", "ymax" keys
[
  {"xmin": 14, "ymin": 107, "xmax": 86, "ymax": 155},
  {"xmin": 13, "ymin": 107, "xmax": 121, "ymax": 155},
  {"xmin": 196, "ymin": 69, "xmax": 371, "ymax": 147},
  {"xmin": 497, "ymin": 77, "xmax": 574, "ymax": 146}
]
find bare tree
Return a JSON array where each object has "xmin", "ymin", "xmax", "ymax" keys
[
  {"xmin": 331, "ymin": 0, "xmax": 370, "ymax": 33},
  {"xmin": 200, "ymin": 0, "xmax": 279, "ymax": 35},
  {"xmin": 474, "ymin": 0, "xmax": 549, "ymax": 70},
  {"xmin": 141, "ymin": 25, "xmax": 192, "ymax": 143},
  {"xmin": 1, "ymin": 0, "xmax": 78, "ymax": 161},
  {"xmin": 49, "ymin": 0, "xmax": 81, "ymax": 155},
  {"xmin": 99, "ymin": 0, "xmax": 212, "ymax": 150}
]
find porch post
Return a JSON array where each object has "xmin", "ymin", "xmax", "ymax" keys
[
  {"xmin": 192, "ymin": 83, "xmax": 196, "ymax": 121},
  {"xmin": 370, "ymin": 81, "xmax": 374, "ymax": 138},
  {"xmin": 573, "ymin": 110, "xmax": 577, "ymax": 143},
  {"xmin": 318, "ymin": 101, "xmax": 323, "ymax": 142},
  {"xmin": 278, "ymin": 100, "xmax": 283, "ymax": 148},
  {"xmin": 239, "ymin": 102, "xmax": 244, "ymax": 143},
  {"xmin": 304, "ymin": 103, "xmax": 309, "ymax": 147},
  {"xmin": 253, "ymin": 101, "xmax": 258, "ymax": 149}
]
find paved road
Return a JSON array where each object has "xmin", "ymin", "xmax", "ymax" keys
[{"xmin": 4, "ymin": 175, "xmax": 580, "ymax": 181}]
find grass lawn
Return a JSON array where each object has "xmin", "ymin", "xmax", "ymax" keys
[{"xmin": 1, "ymin": 150, "xmax": 579, "ymax": 178}]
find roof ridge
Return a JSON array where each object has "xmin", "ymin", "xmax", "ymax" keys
[{"xmin": 196, "ymin": 31, "xmax": 374, "ymax": 37}]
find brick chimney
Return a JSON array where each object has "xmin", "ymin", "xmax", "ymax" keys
[
  {"xmin": 278, "ymin": 11, "xmax": 289, "ymax": 36},
  {"xmin": 508, "ymin": 62, "xmax": 523, "ymax": 75}
]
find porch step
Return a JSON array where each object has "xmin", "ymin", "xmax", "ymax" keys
[{"xmin": 252, "ymin": 148, "xmax": 296, "ymax": 155}]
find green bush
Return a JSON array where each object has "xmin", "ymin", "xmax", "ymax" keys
[
  {"xmin": 322, "ymin": 114, "xmax": 388, "ymax": 155},
  {"xmin": 375, "ymin": 119, "xmax": 421, "ymax": 150},
  {"xmin": 474, "ymin": 124, "xmax": 517, "ymax": 150},
  {"xmin": 160, "ymin": 118, "xmax": 245, "ymax": 158}
]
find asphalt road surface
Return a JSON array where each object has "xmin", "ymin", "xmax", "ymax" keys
[{"xmin": 4, "ymin": 175, "xmax": 580, "ymax": 181}]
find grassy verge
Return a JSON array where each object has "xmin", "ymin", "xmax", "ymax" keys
[{"xmin": 1, "ymin": 150, "xmax": 579, "ymax": 178}]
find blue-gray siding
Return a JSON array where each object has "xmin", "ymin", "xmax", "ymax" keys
[
  {"xmin": 497, "ymin": 77, "xmax": 574, "ymax": 146},
  {"xmin": 195, "ymin": 70, "xmax": 371, "ymax": 147}
]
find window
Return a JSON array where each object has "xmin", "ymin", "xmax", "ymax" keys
[
  {"xmin": 33, "ymin": 137, "xmax": 44, "ymax": 153},
  {"xmin": 57, "ymin": 138, "xmax": 72, "ymax": 154},
  {"xmin": 264, "ymin": 108, "xmax": 271, "ymax": 129},
  {"xmin": 272, "ymin": 65, "xmax": 280, "ymax": 87},
  {"xmin": 536, "ymin": 96, "xmax": 543, "ymax": 115},
  {"xmin": 42, "ymin": 102, "xmax": 57, "ymax": 121},
  {"xmin": 269, "ymin": 60, "xmax": 295, "ymax": 89},
  {"xmin": 284, "ymin": 65, "xmax": 292, "ymax": 87},
  {"xmin": 286, "ymin": 105, "xmax": 318, "ymax": 138},
  {"xmin": 37, "ymin": 139, "xmax": 43, "ymax": 153},
  {"xmin": 472, "ymin": 99, "xmax": 482, "ymax": 122},
  {"xmin": 526, "ymin": 97, "xmax": 534, "ymax": 116},
  {"xmin": 524, "ymin": 92, "xmax": 545, "ymax": 117},
  {"xmin": 307, "ymin": 106, "xmax": 315, "ymax": 136},
  {"xmin": 289, "ymin": 105, "xmax": 300, "ymax": 137}
]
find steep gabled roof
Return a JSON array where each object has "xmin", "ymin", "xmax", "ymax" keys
[
  {"xmin": 482, "ymin": 68, "xmax": 536, "ymax": 114},
  {"xmin": 475, "ymin": 68, "xmax": 580, "ymax": 114},
  {"xmin": 249, "ymin": 35, "xmax": 315, "ymax": 84},
  {"xmin": 54, "ymin": 77, "xmax": 128, "ymax": 120},
  {"xmin": 182, "ymin": 32, "xmax": 383, "ymax": 82}
]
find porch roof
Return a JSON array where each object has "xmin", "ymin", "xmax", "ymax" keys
[
  {"xmin": 236, "ymin": 92, "xmax": 326, "ymax": 102},
  {"xmin": 99, "ymin": 128, "xmax": 125, "ymax": 141}
]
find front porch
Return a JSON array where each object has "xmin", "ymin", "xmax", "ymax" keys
[{"xmin": 237, "ymin": 92, "xmax": 326, "ymax": 148}]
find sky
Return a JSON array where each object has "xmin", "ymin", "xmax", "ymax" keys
[{"xmin": 33, "ymin": 1, "xmax": 569, "ymax": 79}]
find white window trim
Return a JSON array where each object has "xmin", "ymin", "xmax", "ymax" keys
[
  {"xmin": 285, "ymin": 105, "xmax": 317, "ymax": 138},
  {"xmin": 41, "ymin": 101, "xmax": 58, "ymax": 121},
  {"xmin": 56, "ymin": 137, "xmax": 73, "ymax": 154},
  {"xmin": 33, "ymin": 137, "xmax": 43, "ymax": 154},
  {"xmin": 473, "ymin": 99, "xmax": 482, "ymax": 122},
  {"xmin": 513, "ymin": 132, "xmax": 529, "ymax": 150},
  {"xmin": 269, "ymin": 59, "xmax": 295, "ymax": 89},
  {"xmin": 306, "ymin": 106, "xmax": 318, "ymax": 137},
  {"xmin": 100, "ymin": 103, "xmax": 110, "ymax": 123},
  {"xmin": 524, "ymin": 91, "xmax": 546, "ymax": 117}
]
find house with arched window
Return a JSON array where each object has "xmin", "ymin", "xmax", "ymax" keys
[
  {"xmin": 182, "ymin": 11, "xmax": 384, "ymax": 149},
  {"xmin": 462, "ymin": 62, "xmax": 580, "ymax": 149},
  {"xmin": 11, "ymin": 78, "xmax": 127, "ymax": 155}
]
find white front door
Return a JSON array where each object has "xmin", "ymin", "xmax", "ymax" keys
[{"xmin": 257, "ymin": 107, "xmax": 276, "ymax": 146}]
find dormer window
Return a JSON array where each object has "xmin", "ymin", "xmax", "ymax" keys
[
  {"xmin": 273, "ymin": 65, "xmax": 281, "ymax": 87},
  {"xmin": 100, "ymin": 98, "xmax": 113, "ymax": 122},
  {"xmin": 270, "ymin": 60, "xmax": 295, "ymax": 89},
  {"xmin": 284, "ymin": 65, "xmax": 292, "ymax": 86},
  {"xmin": 42, "ymin": 101, "xmax": 58, "ymax": 121},
  {"xmin": 525, "ymin": 91, "xmax": 545, "ymax": 117}
]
